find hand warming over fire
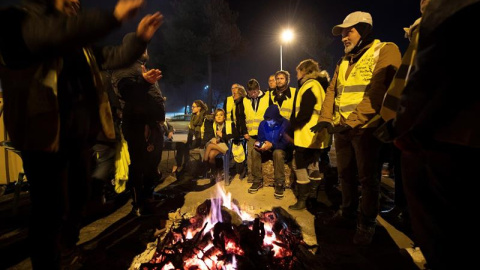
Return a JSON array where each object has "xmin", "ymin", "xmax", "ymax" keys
[{"xmin": 141, "ymin": 65, "xmax": 162, "ymax": 84}]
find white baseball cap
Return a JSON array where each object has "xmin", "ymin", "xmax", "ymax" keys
[{"xmin": 332, "ymin": 11, "xmax": 373, "ymax": 36}]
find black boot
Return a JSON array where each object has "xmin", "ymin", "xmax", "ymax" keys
[
  {"xmin": 274, "ymin": 184, "xmax": 284, "ymax": 199},
  {"xmin": 317, "ymin": 181, "xmax": 332, "ymax": 207},
  {"xmin": 308, "ymin": 180, "xmax": 321, "ymax": 199},
  {"xmin": 289, "ymin": 183, "xmax": 310, "ymax": 210},
  {"xmin": 306, "ymin": 180, "xmax": 321, "ymax": 209},
  {"xmin": 236, "ymin": 162, "xmax": 246, "ymax": 179}
]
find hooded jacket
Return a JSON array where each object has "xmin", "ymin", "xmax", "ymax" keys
[{"xmin": 257, "ymin": 105, "xmax": 292, "ymax": 151}]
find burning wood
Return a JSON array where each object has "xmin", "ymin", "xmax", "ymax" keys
[{"xmin": 139, "ymin": 187, "xmax": 318, "ymax": 270}]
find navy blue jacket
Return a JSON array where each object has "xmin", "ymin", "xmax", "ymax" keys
[{"xmin": 258, "ymin": 105, "xmax": 292, "ymax": 151}]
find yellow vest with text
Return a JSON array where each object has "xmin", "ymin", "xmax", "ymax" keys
[
  {"xmin": 294, "ymin": 79, "xmax": 330, "ymax": 149},
  {"xmin": 243, "ymin": 93, "xmax": 270, "ymax": 136},
  {"xmin": 270, "ymin": 87, "xmax": 296, "ymax": 120},
  {"xmin": 334, "ymin": 39, "xmax": 385, "ymax": 128}
]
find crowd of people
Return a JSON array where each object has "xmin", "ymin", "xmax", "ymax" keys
[{"xmin": 0, "ymin": 0, "xmax": 477, "ymax": 269}]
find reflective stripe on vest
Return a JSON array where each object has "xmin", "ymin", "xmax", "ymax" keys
[
  {"xmin": 334, "ymin": 39, "xmax": 385, "ymax": 127},
  {"xmin": 381, "ymin": 29, "xmax": 419, "ymax": 121},
  {"xmin": 294, "ymin": 79, "xmax": 331, "ymax": 149},
  {"xmin": 243, "ymin": 94, "xmax": 269, "ymax": 136},
  {"xmin": 270, "ymin": 87, "xmax": 296, "ymax": 120}
]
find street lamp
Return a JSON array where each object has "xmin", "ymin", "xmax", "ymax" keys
[{"xmin": 280, "ymin": 29, "xmax": 294, "ymax": 70}]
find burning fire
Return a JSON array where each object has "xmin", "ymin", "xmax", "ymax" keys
[{"xmin": 140, "ymin": 184, "xmax": 306, "ymax": 270}]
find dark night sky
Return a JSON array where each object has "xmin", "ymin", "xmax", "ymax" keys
[
  {"xmin": 1, "ymin": 0, "xmax": 421, "ymax": 112},
  {"xmin": 225, "ymin": 0, "xmax": 419, "ymax": 85}
]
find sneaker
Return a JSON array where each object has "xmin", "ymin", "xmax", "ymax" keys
[
  {"xmin": 353, "ymin": 225, "xmax": 375, "ymax": 245},
  {"xmin": 308, "ymin": 170, "xmax": 324, "ymax": 180},
  {"xmin": 274, "ymin": 185, "xmax": 284, "ymax": 199},
  {"xmin": 248, "ymin": 182, "xmax": 263, "ymax": 193}
]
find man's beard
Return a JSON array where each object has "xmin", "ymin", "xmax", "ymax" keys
[{"xmin": 344, "ymin": 43, "xmax": 355, "ymax": 54}]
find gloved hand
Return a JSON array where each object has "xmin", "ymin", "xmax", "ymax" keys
[
  {"xmin": 328, "ymin": 125, "xmax": 352, "ymax": 134},
  {"xmin": 310, "ymin": 122, "xmax": 332, "ymax": 133},
  {"xmin": 373, "ymin": 119, "xmax": 395, "ymax": 143}
]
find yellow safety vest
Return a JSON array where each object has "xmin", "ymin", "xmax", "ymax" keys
[
  {"xmin": 201, "ymin": 120, "xmax": 224, "ymax": 141},
  {"xmin": 225, "ymin": 96, "xmax": 234, "ymax": 135},
  {"xmin": 270, "ymin": 87, "xmax": 296, "ymax": 120},
  {"xmin": 294, "ymin": 79, "xmax": 330, "ymax": 149},
  {"xmin": 381, "ymin": 29, "xmax": 419, "ymax": 121},
  {"xmin": 243, "ymin": 93, "xmax": 269, "ymax": 136},
  {"xmin": 200, "ymin": 118, "xmax": 206, "ymax": 140},
  {"xmin": 334, "ymin": 39, "xmax": 385, "ymax": 128}
]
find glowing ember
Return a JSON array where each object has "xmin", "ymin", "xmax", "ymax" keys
[{"xmin": 140, "ymin": 185, "xmax": 309, "ymax": 269}]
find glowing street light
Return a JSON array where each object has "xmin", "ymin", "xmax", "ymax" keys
[{"xmin": 280, "ymin": 29, "xmax": 294, "ymax": 70}]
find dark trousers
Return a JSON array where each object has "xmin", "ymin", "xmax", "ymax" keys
[
  {"xmin": 251, "ymin": 148, "xmax": 286, "ymax": 187},
  {"xmin": 22, "ymin": 145, "xmax": 92, "ymax": 269},
  {"xmin": 186, "ymin": 129, "xmax": 201, "ymax": 149},
  {"xmin": 402, "ymin": 144, "xmax": 478, "ymax": 270},
  {"xmin": 391, "ymin": 145, "xmax": 406, "ymax": 209},
  {"xmin": 91, "ymin": 142, "xmax": 117, "ymax": 182},
  {"xmin": 295, "ymin": 147, "xmax": 319, "ymax": 170},
  {"xmin": 163, "ymin": 140, "xmax": 187, "ymax": 168},
  {"xmin": 90, "ymin": 142, "xmax": 117, "ymax": 200},
  {"xmin": 319, "ymin": 146, "xmax": 331, "ymax": 172},
  {"xmin": 335, "ymin": 128, "xmax": 382, "ymax": 227},
  {"xmin": 123, "ymin": 124, "xmax": 163, "ymax": 209}
]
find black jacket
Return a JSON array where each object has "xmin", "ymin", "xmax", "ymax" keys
[
  {"xmin": 0, "ymin": 2, "xmax": 147, "ymax": 151},
  {"xmin": 223, "ymin": 97, "xmax": 248, "ymax": 138},
  {"xmin": 202, "ymin": 117, "xmax": 231, "ymax": 146},
  {"xmin": 113, "ymin": 61, "xmax": 165, "ymax": 127}
]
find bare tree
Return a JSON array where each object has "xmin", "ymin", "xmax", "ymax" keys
[
  {"xmin": 151, "ymin": 0, "xmax": 243, "ymax": 111},
  {"xmin": 299, "ymin": 22, "xmax": 335, "ymax": 71}
]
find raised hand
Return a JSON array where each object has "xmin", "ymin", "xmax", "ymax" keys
[
  {"xmin": 141, "ymin": 65, "xmax": 162, "ymax": 84},
  {"xmin": 114, "ymin": 0, "xmax": 145, "ymax": 22},
  {"xmin": 136, "ymin": 12, "xmax": 164, "ymax": 42}
]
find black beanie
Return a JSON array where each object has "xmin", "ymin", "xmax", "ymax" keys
[{"xmin": 351, "ymin": 22, "xmax": 375, "ymax": 54}]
